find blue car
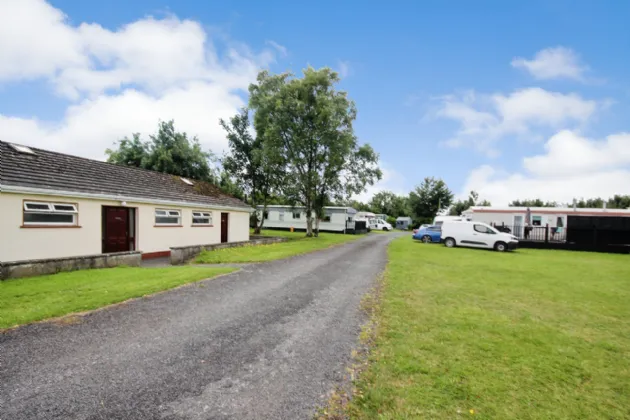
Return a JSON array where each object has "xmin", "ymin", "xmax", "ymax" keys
[{"xmin": 412, "ymin": 225, "xmax": 442, "ymax": 243}]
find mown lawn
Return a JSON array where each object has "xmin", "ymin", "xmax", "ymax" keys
[
  {"xmin": 195, "ymin": 229, "xmax": 361, "ymax": 263},
  {"xmin": 349, "ymin": 239, "xmax": 630, "ymax": 419},
  {"xmin": 0, "ymin": 266, "xmax": 235, "ymax": 329}
]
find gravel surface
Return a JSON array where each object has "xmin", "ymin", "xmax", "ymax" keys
[{"xmin": 0, "ymin": 233, "xmax": 400, "ymax": 420}]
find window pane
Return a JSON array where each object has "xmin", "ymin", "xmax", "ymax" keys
[
  {"xmin": 24, "ymin": 213, "xmax": 74, "ymax": 224},
  {"xmin": 156, "ymin": 216, "xmax": 180, "ymax": 224},
  {"xmin": 25, "ymin": 203, "xmax": 50, "ymax": 211},
  {"xmin": 193, "ymin": 218, "xmax": 210, "ymax": 224},
  {"xmin": 53, "ymin": 204, "xmax": 76, "ymax": 212},
  {"xmin": 192, "ymin": 212, "xmax": 202, "ymax": 217},
  {"xmin": 155, "ymin": 210, "xmax": 167, "ymax": 216},
  {"xmin": 168, "ymin": 211, "xmax": 181, "ymax": 216}
]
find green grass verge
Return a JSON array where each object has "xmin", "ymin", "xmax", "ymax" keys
[
  {"xmin": 195, "ymin": 229, "xmax": 361, "ymax": 263},
  {"xmin": 0, "ymin": 266, "xmax": 235, "ymax": 329},
  {"xmin": 348, "ymin": 239, "xmax": 630, "ymax": 419}
]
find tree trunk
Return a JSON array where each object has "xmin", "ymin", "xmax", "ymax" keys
[
  {"xmin": 255, "ymin": 203, "xmax": 267, "ymax": 234},
  {"xmin": 315, "ymin": 216, "xmax": 320, "ymax": 237}
]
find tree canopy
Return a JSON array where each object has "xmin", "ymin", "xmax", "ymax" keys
[
  {"xmin": 368, "ymin": 191, "xmax": 411, "ymax": 218},
  {"xmin": 408, "ymin": 177, "xmax": 454, "ymax": 225},
  {"xmin": 106, "ymin": 120, "xmax": 217, "ymax": 183},
  {"xmin": 248, "ymin": 67, "xmax": 382, "ymax": 236},
  {"xmin": 220, "ymin": 107, "xmax": 282, "ymax": 232}
]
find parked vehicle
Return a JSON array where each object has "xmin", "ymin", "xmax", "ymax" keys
[
  {"xmin": 370, "ymin": 218, "xmax": 393, "ymax": 231},
  {"xmin": 412, "ymin": 224, "xmax": 430, "ymax": 235},
  {"xmin": 412, "ymin": 225, "xmax": 442, "ymax": 243},
  {"xmin": 441, "ymin": 221, "xmax": 518, "ymax": 252}
]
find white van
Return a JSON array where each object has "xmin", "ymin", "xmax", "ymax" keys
[
  {"xmin": 370, "ymin": 218, "xmax": 393, "ymax": 231},
  {"xmin": 441, "ymin": 221, "xmax": 518, "ymax": 252}
]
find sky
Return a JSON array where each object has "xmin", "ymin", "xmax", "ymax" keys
[{"xmin": 1, "ymin": 0, "xmax": 629, "ymax": 205}]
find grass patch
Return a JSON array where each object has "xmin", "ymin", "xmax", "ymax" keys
[
  {"xmin": 0, "ymin": 266, "xmax": 235, "ymax": 329},
  {"xmin": 195, "ymin": 229, "xmax": 361, "ymax": 263},
  {"xmin": 348, "ymin": 239, "xmax": 630, "ymax": 419}
]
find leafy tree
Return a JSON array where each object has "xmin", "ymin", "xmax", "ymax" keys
[
  {"xmin": 220, "ymin": 108, "xmax": 282, "ymax": 233},
  {"xmin": 408, "ymin": 177, "xmax": 454, "ymax": 225},
  {"xmin": 607, "ymin": 194, "xmax": 630, "ymax": 209},
  {"xmin": 575, "ymin": 197, "xmax": 605, "ymax": 208},
  {"xmin": 250, "ymin": 68, "xmax": 382, "ymax": 236},
  {"xmin": 449, "ymin": 190, "xmax": 491, "ymax": 216},
  {"xmin": 509, "ymin": 199, "xmax": 558, "ymax": 207},
  {"xmin": 106, "ymin": 120, "xmax": 217, "ymax": 183},
  {"xmin": 368, "ymin": 191, "xmax": 411, "ymax": 218},
  {"xmin": 105, "ymin": 133, "xmax": 148, "ymax": 168}
]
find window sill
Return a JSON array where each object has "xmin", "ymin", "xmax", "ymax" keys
[
  {"xmin": 21, "ymin": 225, "xmax": 82, "ymax": 229},
  {"xmin": 191, "ymin": 225, "xmax": 214, "ymax": 227},
  {"xmin": 154, "ymin": 225, "xmax": 183, "ymax": 228}
]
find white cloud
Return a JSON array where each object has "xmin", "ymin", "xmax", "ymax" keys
[
  {"xmin": 460, "ymin": 130, "xmax": 630, "ymax": 205},
  {"xmin": 337, "ymin": 60, "xmax": 351, "ymax": 78},
  {"xmin": 435, "ymin": 87, "xmax": 600, "ymax": 155},
  {"xmin": 265, "ymin": 40, "xmax": 287, "ymax": 56},
  {"xmin": 523, "ymin": 130, "xmax": 630, "ymax": 177},
  {"xmin": 511, "ymin": 47, "xmax": 587, "ymax": 81},
  {"xmin": 0, "ymin": 0, "xmax": 278, "ymax": 158}
]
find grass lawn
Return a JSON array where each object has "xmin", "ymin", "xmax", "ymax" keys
[
  {"xmin": 0, "ymin": 266, "xmax": 235, "ymax": 329},
  {"xmin": 195, "ymin": 229, "xmax": 361, "ymax": 263},
  {"xmin": 349, "ymin": 239, "xmax": 630, "ymax": 419}
]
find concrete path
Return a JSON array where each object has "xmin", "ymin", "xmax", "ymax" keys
[{"xmin": 0, "ymin": 233, "xmax": 401, "ymax": 420}]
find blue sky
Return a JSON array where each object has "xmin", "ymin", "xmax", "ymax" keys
[{"xmin": 1, "ymin": 0, "xmax": 629, "ymax": 204}]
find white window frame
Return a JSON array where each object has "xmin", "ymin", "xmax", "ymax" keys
[
  {"xmin": 155, "ymin": 209, "xmax": 182, "ymax": 226},
  {"xmin": 279, "ymin": 210, "xmax": 285, "ymax": 221},
  {"xmin": 292, "ymin": 211, "xmax": 301, "ymax": 219},
  {"xmin": 192, "ymin": 211, "xmax": 212, "ymax": 226},
  {"xmin": 23, "ymin": 201, "xmax": 78, "ymax": 226}
]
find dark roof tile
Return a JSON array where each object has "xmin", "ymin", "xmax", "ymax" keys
[{"xmin": 0, "ymin": 141, "xmax": 251, "ymax": 210}]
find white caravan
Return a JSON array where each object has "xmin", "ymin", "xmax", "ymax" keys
[{"xmin": 441, "ymin": 221, "xmax": 518, "ymax": 252}]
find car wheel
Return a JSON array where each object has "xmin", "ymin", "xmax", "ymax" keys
[
  {"xmin": 382, "ymin": 227, "xmax": 388, "ymax": 231},
  {"xmin": 494, "ymin": 241, "xmax": 507, "ymax": 252},
  {"xmin": 421, "ymin": 235, "xmax": 432, "ymax": 243},
  {"xmin": 444, "ymin": 237, "xmax": 456, "ymax": 248}
]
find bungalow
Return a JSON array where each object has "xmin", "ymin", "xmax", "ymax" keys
[
  {"xmin": 257, "ymin": 205, "xmax": 356, "ymax": 233},
  {"xmin": 0, "ymin": 141, "xmax": 253, "ymax": 264}
]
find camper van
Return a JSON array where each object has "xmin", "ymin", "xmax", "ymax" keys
[{"xmin": 441, "ymin": 221, "xmax": 518, "ymax": 252}]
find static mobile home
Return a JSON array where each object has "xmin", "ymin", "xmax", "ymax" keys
[{"xmin": 257, "ymin": 205, "xmax": 356, "ymax": 233}]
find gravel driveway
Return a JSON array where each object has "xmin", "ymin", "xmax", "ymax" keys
[{"xmin": 0, "ymin": 233, "xmax": 399, "ymax": 420}]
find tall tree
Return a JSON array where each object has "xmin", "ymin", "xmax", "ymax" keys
[
  {"xmin": 106, "ymin": 120, "xmax": 217, "ymax": 183},
  {"xmin": 105, "ymin": 133, "xmax": 148, "ymax": 168},
  {"xmin": 250, "ymin": 67, "xmax": 381, "ymax": 236},
  {"xmin": 369, "ymin": 191, "xmax": 410, "ymax": 217},
  {"xmin": 408, "ymin": 177, "xmax": 454, "ymax": 224},
  {"xmin": 449, "ymin": 190, "xmax": 491, "ymax": 216},
  {"xmin": 220, "ymin": 108, "xmax": 282, "ymax": 233}
]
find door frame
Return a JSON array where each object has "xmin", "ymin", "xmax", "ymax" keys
[
  {"xmin": 220, "ymin": 212, "xmax": 229, "ymax": 243},
  {"xmin": 102, "ymin": 206, "xmax": 137, "ymax": 253},
  {"xmin": 513, "ymin": 214, "xmax": 524, "ymax": 239}
]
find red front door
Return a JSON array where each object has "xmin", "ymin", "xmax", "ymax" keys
[
  {"xmin": 221, "ymin": 212, "xmax": 229, "ymax": 243},
  {"xmin": 103, "ymin": 207, "xmax": 130, "ymax": 253}
]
